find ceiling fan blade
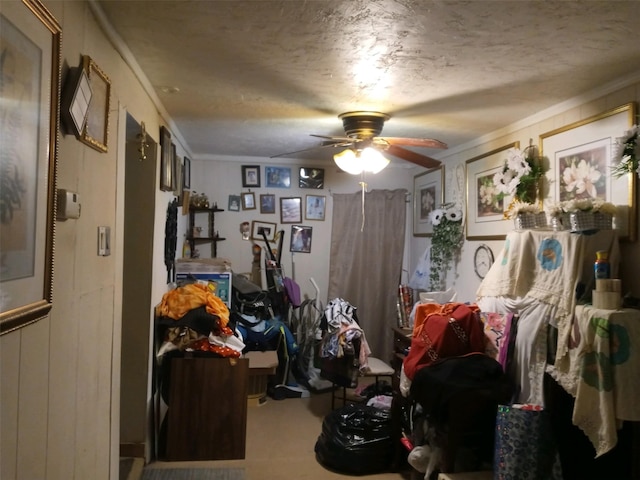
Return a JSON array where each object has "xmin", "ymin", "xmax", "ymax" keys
[
  {"xmin": 384, "ymin": 144, "xmax": 442, "ymax": 169},
  {"xmin": 270, "ymin": 140, "xmax": 351, "ymax": 158},
  {"xmin": 379, "ymin": 137, "xmax": 448, "ymax": 150},
  {"xmin": 310, "ymin": 134, "xmax": 355, "ymax": 143}
]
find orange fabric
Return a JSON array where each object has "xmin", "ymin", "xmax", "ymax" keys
[
  {"xmin": 155, "ymin": 283, "xmax": 229, "ymax": 327},
  {"xmin": 403, "ymin": 302, "xmax": 485, "ymax": 381}
]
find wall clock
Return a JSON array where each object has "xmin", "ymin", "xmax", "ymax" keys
[{"xmin": 474, "ymin": 244, "xmax": 494, "ymax": 279}]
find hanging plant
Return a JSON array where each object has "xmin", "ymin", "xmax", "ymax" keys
[{"xmin": 429, "ymin": 203, "xmax": 464, "ymax": 291}]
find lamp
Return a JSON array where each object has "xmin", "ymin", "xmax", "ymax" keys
[{"xmin": 334, "ymin": 147, "xmax": 390, "ymax": 174}]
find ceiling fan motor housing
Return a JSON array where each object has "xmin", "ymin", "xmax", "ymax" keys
[{"xmin": 339, "ymin": 111, "xmax": 390, "ymax": 138}]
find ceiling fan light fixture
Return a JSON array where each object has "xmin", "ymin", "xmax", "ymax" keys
[{"xmin": 333, "ymin": 147, "xmax": 389, "ymax": 175}]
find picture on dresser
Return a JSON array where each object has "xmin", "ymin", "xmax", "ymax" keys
[
  {"xmin": 465, "ymin": 142, "xmax": 520, "ymax": 240},
  {"xmin": 540, "ymin": 102, "xmax": 637, "ymax": 241}
]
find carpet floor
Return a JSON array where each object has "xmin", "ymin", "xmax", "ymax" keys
[{"xmin": 141, "ymin": 467, "xmax": 245, "ymax": 480}]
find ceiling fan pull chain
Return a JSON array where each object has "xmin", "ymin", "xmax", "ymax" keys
[{"xmin": 359, "ymin": 179, "xmax": 368, "ymax": 231}]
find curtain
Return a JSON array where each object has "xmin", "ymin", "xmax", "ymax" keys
[{"xmin": 328, "ymin": 189, "xmax": 407, "ymax": 363}]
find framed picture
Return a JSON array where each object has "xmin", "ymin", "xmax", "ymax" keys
[
  {"xmin": 266, "ymin": 166, "xmax": 291, "ymax": 188},
  {"xmin": 540, "ymin": 102, "xmax": 637, "ymax": 241},
  {"xmin": 280, "ymin": 197, "xmax": 302, "ymax": 223},
  {"xmin": 171, "ymin": 143, "xmax": 178, "ymax": 192},
  {"xmin": 183, "ymin": 157, "xmax": 191, "ymax": 189},
  {"xmin": 80, "ymin": 55, "xmax": 111, "ymax": 152},
  {"xmin": 299, "ymin": 167, "xmax": 325, "ymax": 189},
  {"xmin": 60, "ymin": 64, "xmax": 92, "ymax": 137},
  {"xmin": 465, "ymin": 142, "xmax": 520, "ymax": 240},
  {"xmin": 174, "ymin": 155, "xmax": 183, "ymax": 199},
  {"xmin": 242, "ymin": 192, "xmax": 256, "ymax": 210},
  {"xmin": 242, "ymin": 165, "xmax": 260, "ymax": 187},
  {"xmin": 228, "ymin": 194, "xmax": 241, "ymax": 212},
  {"xmin": 413, "ymin": 167, "xmax": 444, "ymax": 237},
  {"xmin": 305, "ymin": 195, "xmax": 326, "ymax": 221},
  {"xmin": 252, "ymin": 221, "xmax": 277, "ymax": 241},
  {"xmin": 260, "ymin": 194, "xmax": 276, "ymax": 214},
  {"xmin": 0, "ymin": 0, "xmax": 61, "ymax": 334},
  {"xmin": 290, "ymin": 225, "xmax": 313, "ymax": 253},
  {"xmin": 159, "ymin": 126, "xmax": 173, "ymax": 191}
]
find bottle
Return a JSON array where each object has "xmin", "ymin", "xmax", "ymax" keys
[{"xmin": 594, "ymin": 250, "xmax": 610, "ymax": 279}]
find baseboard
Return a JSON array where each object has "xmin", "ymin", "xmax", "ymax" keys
[{"xmin": 120, "ymin": 442, "xmax": 145, "ymax": 458}]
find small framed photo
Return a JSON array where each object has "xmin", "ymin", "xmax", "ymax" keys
[
  {"xmin": 280, "ymin": 197, "xmax": 302, "ymax": 223},
  {"xmin": 228, "ymin": 195, "xmax": 241, "ymax": 211},
  {"xmin": 266, "ymin": 166, "xmax": 291, "ymax": 188},
  {"xmin": 159, "ymin": 126, "xmax": 173, "ymax": 191},
  {"xmin": 242, "ymin": 165, "xmax": 260, "ymax": 187},
  {"xmin": 260, "ymin": 194, "xmax": 276, "ymax": 214},
  {"xmin": 299, "ymin": 167, "xmax": 325, "ymax": 189},
  {"xmin": 305, "ymin": 195, "xmax": 326, "ymax": 221},
  {"xmin": 252, "ymin": 221, "xmax": 277, "ymax": 241},
  {"xmin": 80, "ymin": 55, "xmax": 111, "ymax": 152},
  {"xmin": 290, "ymin": 225, "xmax": 313, "ymax": 253},
  {"xmin": 242, "ymin": 192, "xmax": 256, "ymax": 210}
]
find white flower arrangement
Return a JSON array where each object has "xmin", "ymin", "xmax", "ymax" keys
[
  {"xmin": 611, "ymin": 124, "xmax": 639, "ymax": 179},
  {"xmin": 546, "ymin": 199, "xmax": 616, "ymax": 216},
  {"xmin": 493, "ymin": 146, "xmax": 547, "ymax": 204},
  {"xmin": 428, "ymin": 203, "xmax": 464, "ymax": 291},
  {"xmin": 505, "ymin": 200, "xmax": 541, "ymax": 220}
]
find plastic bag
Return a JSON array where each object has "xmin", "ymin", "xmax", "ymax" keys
[
  {"xmin": 408, "ymin": 245, "xmax": 431, "ymax": 290},
  {"xmin": 314, "ymin": 403, "xmax": 393, "ymax": 475}
]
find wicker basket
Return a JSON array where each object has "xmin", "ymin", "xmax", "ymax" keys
[
  {"xmin": 569, "ymin": 211, "xmax": 595, "ymax": 231},
  {"xmin": 593, "ymin": 212, "xmax": 613, "ymax": 230},
  {"xmin": 550, "ymin": 213, "xmax": 570, "ymax": 231},
  {"xmin": 514, "ymin": 212, "xmax": 544, "ymax": 230}
]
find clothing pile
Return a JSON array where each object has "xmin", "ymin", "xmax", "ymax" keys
[
  {"xmin": 319, "ymin": 298, "xmax": 372, "ymax": 387},
  {"xmin": 155, "ymin": 283, "xmax": 245, "ymax": 358}
]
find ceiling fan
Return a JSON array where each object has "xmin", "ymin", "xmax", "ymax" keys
[{"xmin": 272, "ymin": 111, "xmax": 447, "ymax": 170}]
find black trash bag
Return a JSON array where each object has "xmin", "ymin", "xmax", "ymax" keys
[{"xmin": 315, "ymin": 403, "xmax": 394, "ymax": 475}]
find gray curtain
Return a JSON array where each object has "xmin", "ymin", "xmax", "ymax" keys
[{"xmin": 328, "ymin": 189, "xmax": 407, "ymax": 364}]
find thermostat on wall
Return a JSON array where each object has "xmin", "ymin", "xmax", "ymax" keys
[{"xmin": 56, "ymin": 189, "xmax": 81, "ymax": 220}]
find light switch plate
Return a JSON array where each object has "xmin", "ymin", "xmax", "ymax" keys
[{"xmin": 98, "ymin": 226, "xmax": 111, "ymax": 256}]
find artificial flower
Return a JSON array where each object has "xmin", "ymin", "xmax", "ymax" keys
[
  {"xmin": 494, "ymin": 146, "xmax": 547, "ymax": 205},
  {"xmin": 611, "ymin": 124, "xmax": 639, "ymax": 179},
  {"xmin": 429, "ymin": 208, "xmax": 445, "ymax": 226},
  {"xmin": 429, "ymin": 203, "xmax": 464, "ymax": 291}
]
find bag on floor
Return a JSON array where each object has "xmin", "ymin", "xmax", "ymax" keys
[{"xmin": 314, "ymin": 403, "xmax": 393, "ymax": 475}]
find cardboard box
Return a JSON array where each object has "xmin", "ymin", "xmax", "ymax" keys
[
  {"xmin": 176, "ymin": 272, "xmax": 231, "ymax": 308},
  {"xmin": 244, "ymin": 350, "xmax": 279, "ymax": 406}
]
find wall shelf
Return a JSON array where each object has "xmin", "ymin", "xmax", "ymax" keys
[{"xmin": 187, "ymin": 206, "xmax": 225, "ymax": 258}]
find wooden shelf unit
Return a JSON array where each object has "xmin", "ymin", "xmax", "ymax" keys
[{"xmin": 187, "ymin": 206, "xmax": 226, "ymax": 257}]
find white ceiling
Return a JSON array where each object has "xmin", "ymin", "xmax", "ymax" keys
[{"xmin": 95, "ymin": 0, "xmax": 640, "ymax": 165}]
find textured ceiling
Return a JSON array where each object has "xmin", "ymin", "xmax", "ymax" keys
[{"xmin": 96, "ymin": 0, "xmax": 640, "ymax": 164}]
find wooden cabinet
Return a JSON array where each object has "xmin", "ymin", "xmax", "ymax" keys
[
  {"xmin": 188, "ymin": 206, "xmax": 226, "ymax": 257},
  {"xmin": 165, "ymin": 356, "xmax": 249, "ymax": 461}
]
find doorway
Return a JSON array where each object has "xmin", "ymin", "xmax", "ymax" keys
[{"xmin": 119, "ymin": 114, "xmax": 157, "ymax": 460}]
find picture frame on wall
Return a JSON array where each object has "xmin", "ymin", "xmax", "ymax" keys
[
  {"xmin": 465, "ymin": 142, "xmax": 520, "ymax": 240},
  {"xmin": 242, "ymin": 192, "xmax": 256, "ymax": 210},
  {"xmin": 266, "ymin": 166, "xmax": 291, "ymax": 188},
  {"xmin": 0, "ymin": 0, "xmax": 61, "ymax": 334},
  {"xmin": 299, "ymin": 167, "xmax": 325, "ymax": 189},
  {"xmin": 540, "ymin": 102, "xmax": 637, "ymax": 241},
  {"xmin": 280, "ymin": 197, "xmax": 302, "ymax": 223},
  {"xmin": 305, "ymin": 195, "xmax": 325, "ymax": 221},
  {"xmin": 413, "ymin": 167, "xmax": 444, "ymax": 237},
  {"xmin": 290, "ymin": 225, "xmax": 313, "ymax": 253},
  {"xmin": 228, "ymin": 195, "xmax": 241, "ymax": 211},
  {"xmin": 251, "ymin": 221, "xmax": 277, "ymax": 241},
  {"xmin": 60, "ymin": 64, "xmax": 93, "ymax": 137},
  {"xmin": 159, "ymin": 126, "xmax": 173, "ymax": 191},
  {"xmin": 183, "ymin": 157, "xmax": 191, "ymax": 189},
  {"xmin": 242, "ymin": 165, "xmax": 260, "ymax": 187},
  {"xmin": 79, "ymin": 55, "xmax": 111, "ymax": 153},
  {"xmin": 260, "ymin": 194, "xmax": 276, "ymax": 214},
  {"xmin": 171, "ymin": 143, "xmax": 178, "ymax": 192}
]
